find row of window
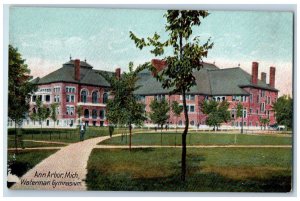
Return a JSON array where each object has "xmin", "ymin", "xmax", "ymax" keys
[
  {"xmin": 83, "ymin": 109, "xmax": 106, "ymax": 119},
  {"xmin": 38, "ymin": 88, "xmax": 51, "ymax": 93}
]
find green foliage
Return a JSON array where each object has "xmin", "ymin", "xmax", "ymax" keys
[
  {"xmin": 149, "ymin": 99, "xmax": 170, "ymax": 128},
  {"xmin": 50, "ymin": 103, "xmax": 59, "ymax": 126},
  {"xmin": 273, "ymin": 95, "xmax": 293, "ymax": 129},
  {"xmin": 201, "ymin": 100, "xmax": 230, "ymax": 129},
  {"xmin": 171, "ymin": 101, "xmax": 183, "ymax": 117},
  {"xmin": 236, "ymin": 102, "xmax": 243, "ymax": 118},
  {"xmin": 8, "ymin": 45, "xmax": 37, "ymax": 124},
  {"xmin": 259, "ymin": 117, "xmax": 270, "ymax": 130},
  {"xmin": 76, "ymin": 105, "xmax": 83, "ymax": 122},
  {"xmin": 99, "ymin": 62, "xmax": 148, "ymax": 128}
]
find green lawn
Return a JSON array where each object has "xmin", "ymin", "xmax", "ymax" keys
[
  {"xmin": 8, "ymin": 139, "xmax": 66, "ymax": 149},
  {"xmin": 100, "ymin": 132, "xmax": 292, "ymax": 146},
  {"xmin": 86, "ymin": 147, "xmax": 292, "ymax": 192},
  {"xmin": 7, "ymin": 127, "xmax": 129, "ymax": 145},
  {"xmin": 8, "ymin": 149, "xmax": 58, "ymax": 178}
]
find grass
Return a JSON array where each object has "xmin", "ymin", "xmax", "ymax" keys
[
  {"xmin": 7, "ymin": 149, "xmax": 58, "ymax": 178},
  {"xmin": 7, "ymin": 127, "xmax": 130, "ymax": 145},
  {"xmin": 86, "ymin": 147, "xmax": 292, "ymax": 192},
  {"xmin": 7, "ymin": 139, "xmax": 66, "ymax": 149},
  {"xmin": 100, "ymin": 132, "xmax": 292, "ymax": 146}
]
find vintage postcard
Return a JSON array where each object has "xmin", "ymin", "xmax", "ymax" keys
[{"xmin": 6, "ymin": 6, "xmax": 293, "ymax": 192}]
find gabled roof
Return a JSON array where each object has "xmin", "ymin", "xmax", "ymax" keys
[
  {"xmin": 32, "ymin": 60, "xmax": 112, "ymax": 87},
  {"xmin": 134, "ymin": 64, "xmax": 278, "ymax": 96}
]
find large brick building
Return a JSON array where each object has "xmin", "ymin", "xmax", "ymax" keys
[
  {"xmin": 22, "ymin": 59, "xmax": 120, "ymax": 128},
  {"xmin": 9, "ymin": 58, "xmax": 278, "ymax": 129},
  {"xmin": 134, "ymin": 60, "xmax": 278, "ymax": 129}
]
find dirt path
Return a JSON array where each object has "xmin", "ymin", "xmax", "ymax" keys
[
  {"xmin": 10, "ymin": 134, "xmax": 120, "ymax": 191},
  {"xmin": 95, "ymin": 144, "xmax": 292, "ymax": 149}
]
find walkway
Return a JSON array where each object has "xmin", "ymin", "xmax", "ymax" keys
[{"xmin": 11, "ymin": 134, "xmax": 120, "ymax": 191}]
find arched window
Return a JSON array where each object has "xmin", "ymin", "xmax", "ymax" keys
[
  {"xmin": 84, "ymin": 109, "xmax": 89, "ymax": 118},
  {"xmin": 81, "ymin": 90, "xmax": 87, "ymax": 103},
  {"xmin": 92, "ymin": 91, "xmax": 98, "ymax": 103},
  {"xmin": 92, "ymin": 109, "xmax": 97, "ymax": 119},
  {"xmin": 99, "ymin": 110, "xmax": 105, "ymax": 119},
  {"xmin": 103, "ymin": 93, "xmax": 108, "ymax": 104},
  {"xmin": 217, "ymin": 97, "xmax": 220, "ymax": 102},
  {"xmin": 190, "ymin": 120, "xmax": 195, "ymax": 126}
]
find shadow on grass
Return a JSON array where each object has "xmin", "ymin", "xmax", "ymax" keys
[{"xmin": 86, "ymin": 169, "xmax": 291, "ymax": 192}]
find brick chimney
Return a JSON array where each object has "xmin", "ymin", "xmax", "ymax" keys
[
  {"xmin": 251, "ymin": 62, "xmax": 258, "ymax": 85},
  {"xmin": 151, "ymin": 59, "xmax": 167, "ymax": 76},
  {"xmin": 269, "ymin": 66, "xmax": 276, "ymax": 88},
  {"xmin": 75, "ymin": 59, "xmax": 80, "ymax": 81},
  {"xmin": 261, "ymin": 72, "xmax": 267, "ymax": 83},
  {"xmin": 115, "ymin": 68, "xmax": 121, "ymax": 79}
]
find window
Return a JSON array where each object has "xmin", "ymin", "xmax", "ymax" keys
[
  {"xmin": 54, "ymin": 95, "xmax": 60, "ymax": 103},
  {"xmin": 189, "ymin": 105, "xmax": 195, "ymax": 113},
  {"xmin": 56, "ymin": 107, "xmax": 60, "ymax": 115},
  {"xmin": 67, "ymin": 95, "xmax": 75, "ymax": 103},
  {"xmin": 32, "ymin": 108, "xmax": 36, "ymax": 114},
  {"xmin": 260, "ymin": 102, "xmax": 265, "ymax": 112},
  {"xmin": 54, "ymin": 87, "xmax": 60, "ymax": 93},
  {"xmin": 190, "ymin": 120, "xmax": 195, "ymax": 126},
  {"xmin": 232, "ymin": 96, "xmax": 236, "ymax": 101},
  {"xmin": 84, "ymin": 109, "xmax": 89, "ymax": 118},
  {"xmin": 37, "ymin": 95, "xmax": 42, "ymax": 102},
  {"xmin": 99, "ymin": 110, "xmax": 105, "ymax": 119},
  {"xmin": 242, "ymin": 96, "xmax": 247, "ymax": 102},
  {"xmin": 231, "ymin": 109, "xmax": 236, "ymax": 118},
  {"xmin": 190, "ymin": 95, "xmax": 195, "ymax": 101},
  {"xmin": 243, "ymin": 109, "xmax": 247, "ymax": 118},
  {"xmin": 66, "ymin": 86, "xmax": 76, "ymax": 93},
  {"xmin": 257, "ymin": 95, "xmax": 259, "ymax": 103},
  {"xmin": 267, "ymin": 110, "xmax": 270, "ymax": 118},
  {"xmin": 45, "ymin": 95, "xmax": 50, "ymax": 102},
  {"xmin": 92, "ymin": 109, "xmax": 97, "ymax": 119},
  {"xmin": 81, "ymin": 90, "xmax": 87, "ymax": 103},
  {"xmin": 261, "ymin": 90, "xmax": 265, "ymax": 98},
  {"xmin": 267, "ymin": 97, "xmax": 271, "ymax": 104},
  {"xmin": 178, "ymin": 120, "xmax": 182, "ymax": 126},
  {"xmin": 92, "ymin": 91, "xmax": 98, "ymax": 103},
  {"xmin": 66, "ymin": 106, "xmax": 74, "ymax": 115},
  {"xmin": 103, "ymin": 93, "xmax": 108, "ymax": 104},
  {"xmin": 250, "ymin": 94, "xmax": 253, "ymax": 103},
  {"xmin": 249, "ymin": 108, "xmax": 252, "ymax": 114},
  {"xmin": 32, "ymin": 95, "xmax": 36, "ymax": 102},
  {"xmin": 155, "ymin": 94, "xmax": 165, "ymax": 101}
]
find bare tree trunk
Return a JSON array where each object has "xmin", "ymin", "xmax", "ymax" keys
[{"xmin": 181, "ymin": 88, "xmax": 189, "ymax": 182}]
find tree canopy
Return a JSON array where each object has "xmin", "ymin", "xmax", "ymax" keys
[
  {"xmin": 273, "ymin": 95, "xmax": 293, "ymax": 129},
  {"xmin": 8, "ymin": 45, "xmax": 37, "ymax": 124},
  {"xmin": 149, "ymin": 98, "xmax": 170, "ymax": 129},
  {"xmin": 201, "ymin": 100, "xmax": 231, "ymax": 130},
  {"xmin": 130, "ymin": 10, "xmax": 213, "ymax": 181}
]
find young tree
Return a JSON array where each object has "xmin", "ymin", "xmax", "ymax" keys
[
  {"xmin": 149, "ymin": 98, "xmax": 170, "ymax": 145},
  {"xmin": 171, "ymin": 101, "xmax": 183, "ymax": 133},
  {"xmin": 50, "ymin": 103, "xmax": 59, "ymax": 139},
  {"xmin": 35, "ymin": 98, "xmax": 50, "ymax": 135},
  {"xmin": 8, "ymin": 45, "xmax": 37, "ymax": 150},
  {"xmin": 201, "ymin": 100, "xmax": 230, "ymax": 131},
  {"xmin": 76, "ymin": 105, "xmax": 83, "ymax": 124},
  {"xmin": 259, "ymin": 117, "xmax": 270, "ymax": 130},
  {"xmin": 130, "ymin": 10, "xmax": 213, "ymax": 181},
  {"xmin": 99, "ymin": 62, "xmax": 147, "ymax": 150},
  {"xmin": 272, "ymin": 95, "xmax": 293, "ymax": 129}
]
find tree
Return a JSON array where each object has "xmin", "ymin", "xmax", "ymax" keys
[
  {"xmin": 50, "ymin": 103, "xmax": 59, "ymax": 139},
  {"xmin": 8, "ymin": 45, "xmax": 37, "ymax": 151},
  {"xmin": 100, "ymin": 62, "xmax": 147, "ymax": 150},
  {"xmin": 201, "ymin": 100, "xmax": 230, "ymax": 131},
  {"xmin": 259, "ymin": 117, "xmax": 270, "ymax": 130},
  {"xmin": 76, "ymin": 105, "xmax": 83, "ymax": 124},
  {"xmin": 130, "ymin": 10, "xmax": 213, "ymax": 181},
  {"xmin": 35, "ymin": 98, "xmax": 50, "ymax": 135},
  {"xmin": 149, "ymin": 98, "xmax": 170, "ymax": 145},
  {"xmin": 171, "ymin": 101, "xmax": 183, "ymax": 133},
  {"xmin": 272, "ymin": 95, "xmax": 293, "ymax": 129}
]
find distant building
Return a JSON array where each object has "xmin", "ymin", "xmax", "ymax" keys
[
  {"xmin": 13, "ymin": 59, "xmax": 120, "ymax": 128},
  {"xmin": 134, "ymin": 60, "xmax": 278, "ymax": 129},
  {"xmin": 8, "ymin": 59, "xmax": 278, "ymax": 129}
]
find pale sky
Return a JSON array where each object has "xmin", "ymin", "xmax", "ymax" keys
[{"xmin": 9, "ymin": 7, "xmax": 293, "ymax": 96}]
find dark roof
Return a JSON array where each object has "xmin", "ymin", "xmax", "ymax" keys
[
  {"xmin": 33, "ymin": 60, "xmax": 111, "ymax": 87},
  {"xmin": 134, "ymin": 64, "xmax": 278, "ymax": 96}
]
